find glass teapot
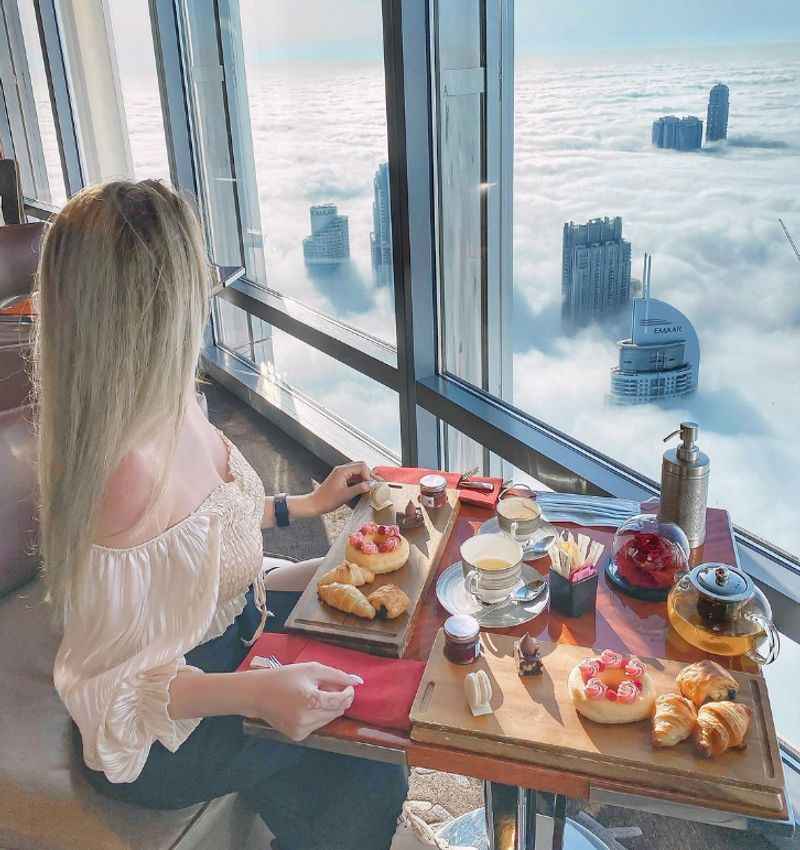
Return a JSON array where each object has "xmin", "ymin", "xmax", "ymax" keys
[{"xmin": 667, "ymin": 563, "xmax": 780, "ymax": 664}]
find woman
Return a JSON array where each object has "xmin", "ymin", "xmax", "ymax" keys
[{"xmin": 35, "ymin": 180, "xmax": 407, "ymax": 849}]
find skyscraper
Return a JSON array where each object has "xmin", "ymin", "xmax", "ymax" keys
[
  {"xmin": 706, "ymin": 83, "xmax": 730, "ymax": 142},
  {"xmin": 562, "ymin": 217, "xmax": 631, "ymax": 328},
  {"xmin": 609, "ymin": 255, "xmax": 700, "ymax": 405},
  {"xmin": 370, "ymin": 162, "xmax": 393, "ymax": 286},
  {"xmin": 652, "ymin": 115, "xmax": 703, "ymax": 151},
  {"xmin": 303, "ymin": 204, "xmax": 350, "ymax": 266}
]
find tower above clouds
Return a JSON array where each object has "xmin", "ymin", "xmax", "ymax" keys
[{"xmin": 706, "ymin": 83, "xmax": 730, "ymax": 142}]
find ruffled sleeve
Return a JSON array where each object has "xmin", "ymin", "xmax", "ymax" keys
[{"xmin": 54, "ymin": 513, "xmax": 222, "ymax": 784}]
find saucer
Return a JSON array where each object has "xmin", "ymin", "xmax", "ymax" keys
[
  {"xmin": 436, "ymin": 561, "xmax": 549, "ymax": 627},
  {"xmin": 477, "ymin": 516, "xmax": 557, "ymax": 558}
]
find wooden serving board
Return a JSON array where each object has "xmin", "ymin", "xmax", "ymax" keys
[
  {"xmin": 286, "ymin": 485, "xmax": 460, "ymax": 657},
  {"xmin": 411, "ymin": 631, "xmax": 786, "ymax": 819}
]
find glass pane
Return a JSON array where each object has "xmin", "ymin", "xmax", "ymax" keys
[
  {"xmin": 227, "ymin": 1, "xmax": 397, "ymax": 344},
  {"xmin": 16, "ymin": 0, "xmax": 67, "ymax": 205},
  {"xmin": 435, "ymin": 4, "xmax": 800, "ymax": 557},
  {"xmin": 105, "ymin": 0, "xmax": 171, "ymax": 182},
  {"xmin": 215, "ymin": 304, "xmax": 400, "ymax": 460}
]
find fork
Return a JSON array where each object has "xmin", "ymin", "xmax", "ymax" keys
[{"xmin": 250, "ymin": 655, "xmax": 282, "ymax": 669}]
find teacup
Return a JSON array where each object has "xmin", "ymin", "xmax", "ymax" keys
[
  {"xmin": 460, "ymin": 533, "xmax": 524, "ymax": 605},
  {"xmin": 497, "ymin": 496, "xmax": 542, "ymax": 539}
]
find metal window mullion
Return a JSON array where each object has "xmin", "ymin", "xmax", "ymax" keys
[
  {"xmin": 384, "ymin": 0, "xmax": 440, "ymax": 468},
  {"xmin": 33, "ymin": 0, "xmax": 83, "ymax": 196},
  {"xmin": 149, "ymin": 0, "xmax": 197, "ymax": 196},
  {"xmin": 0, "ymin": 0, "xmax": 51, "ymax": 197}
]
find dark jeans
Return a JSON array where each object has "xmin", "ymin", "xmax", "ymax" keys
[{"xmin": 83, "ymin": 588, "xmax": 408, "ymax": 850}]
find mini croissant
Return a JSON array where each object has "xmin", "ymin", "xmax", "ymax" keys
[
  {"xmin": 694, "ymin": 701, "xmax": 752, "ymax": 758},
  {"xmin": 651, "ymin": 693, "xmax": 697, "ymax": 747},
  {"xmin": 367, "ymin": 584, "xmax": 409, "ymax": 619},
  {"xmin": 318, "ymin": 582, "xmax": 375, "ymax": 619},
  {"xmin": 676, "ymin": 660, "xmax": 738, "ymax": 707},
  {"xmin": 318, "ymin": 561, "xmax": 375, "ymax": 588}
]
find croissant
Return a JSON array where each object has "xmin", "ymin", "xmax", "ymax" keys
[
  {"xmin": 694, "ymin": 701, "xmax": 752, "ymax": 758},
  {"xmin": 367, "ymin": 584, "xmax": 410, "ymax": 619},
  {"xmin": 676, "ymin": 660, "xmax": 738, "ymax": 707},
  {"xmin": 318, "ymin": 582, "xmax": 375, "ymax": 619},
  {"xmin": 318, "ymin": 561, "xmax": 375, "ymax": 588},
  {"xmin": 651, "ymin": 693, "xmax": 697, "ymax": 747}
]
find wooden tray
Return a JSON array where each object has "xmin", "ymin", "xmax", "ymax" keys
[
  {"xmin": 286, "ymin": 485, "xmax": 460, "ymax": 657},
  {"xmin": 410, "ymin": 631, "xmax": 786, "ymax": 819}
]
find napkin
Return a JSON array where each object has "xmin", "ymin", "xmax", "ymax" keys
[
  {"xmin": 238, "ymin": 634, "xmax": 425, "ymax": 732},
  {"xmin": 373, "ymin": 466, "xmax": 503, "ymax": 509}
]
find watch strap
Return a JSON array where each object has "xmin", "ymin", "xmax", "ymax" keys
[{"xmin": 274, "ymin": 493, "xmax": 290, "ymax": 528}]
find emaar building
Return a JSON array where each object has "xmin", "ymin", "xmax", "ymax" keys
[
  {"xmin": 303, "ymin": 204, "xmax": 350, "ymax": 266},
  {"xmin": 609, "ymin": 256, "xmax": 700, "ymax": 405}
]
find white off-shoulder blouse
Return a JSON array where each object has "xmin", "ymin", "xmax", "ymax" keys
[{"xmin": 54, "ymin": 431, "xmax": 268, "ymax": 784}]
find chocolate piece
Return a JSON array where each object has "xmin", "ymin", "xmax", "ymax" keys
[
  {"xmin": 397, "ymin": 499, "xmax": 424, "ymax": 530},
  {"xmin": 515, "ymin": 633, "xmax": 543, "ymax": 676}
]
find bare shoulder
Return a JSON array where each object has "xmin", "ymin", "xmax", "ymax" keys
[{"xmin": 94, "ymin": 449, "xmax": 164, "ymax": 548}]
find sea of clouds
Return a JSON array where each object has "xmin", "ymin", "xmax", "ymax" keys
[{"xmin": 84, "ymin": 42, "xmax": 800, "ymax": 555}]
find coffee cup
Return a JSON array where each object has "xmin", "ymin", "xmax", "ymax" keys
[{"xmin": 460, "ymin": 533, "xmax": 524, "ymax": 605}]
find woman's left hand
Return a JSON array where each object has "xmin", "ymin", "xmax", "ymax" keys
[{"xmin": 310, "ymin": 461, "xmax": 372, "ymax": 515}]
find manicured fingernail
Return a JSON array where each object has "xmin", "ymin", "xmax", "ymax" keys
[{"xmin": 349, "ymin": 674, "xmax": 364, "ymax": 685}]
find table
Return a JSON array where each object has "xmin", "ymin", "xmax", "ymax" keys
[{"xmin": 245, "ymin": 478, "xmax": 794, "ymax": 849}]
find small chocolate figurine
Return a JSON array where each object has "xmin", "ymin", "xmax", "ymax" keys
[
  {"xmin": 515, "ymin": 633, "xmax": 543, "ymax": 677},
  {"xmin": 397, "ymin": 499, "xmax": 424, "ymax": 530}
]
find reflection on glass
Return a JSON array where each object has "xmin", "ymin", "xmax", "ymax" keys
[
  {"xmin": 215, "ymin": 303, "xmax": 400, "ymax": 458},
  {"xmin": 236, "ymin": 0, "xmax": 396, "ymax": 344}
]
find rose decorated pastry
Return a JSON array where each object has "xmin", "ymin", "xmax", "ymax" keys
[
  {"xmin": 345, "ymin": 522, "xmax": 410, "ymax": 574},
  {"xmin": 614, "ymin": 531, "xmax": 686, "ymax": 589},
  {"xmin": 568, "ymin": 650, "xmax": 656, "ymax": 724}
]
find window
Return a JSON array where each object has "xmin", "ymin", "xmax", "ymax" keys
[
  {"xmin": 187, "ymin": 0, "xmax": 397, "ymax": 345},
  {"xmin": 104, "ymin": 0, "xmax": 170, "ymax": 182},
  {"xmin": 433, "ymin": 3, "xmax": 800, "ymax": 558},
  {"xmin": 11, "ymin": 0, "xmax": 67, "ymax": 204},
  {"xmin": 214, "ymin": 301, "xmax": 400, "ymax": 463}
]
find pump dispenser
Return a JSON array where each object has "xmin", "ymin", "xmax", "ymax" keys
[{"xmin": 658, "ymin": 422, "xmax": 710, "ymax": 548}]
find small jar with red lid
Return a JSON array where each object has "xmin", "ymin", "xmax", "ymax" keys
[{"xmin": 443, "ymin": 614, "xmax": 481, "ymax": 665}]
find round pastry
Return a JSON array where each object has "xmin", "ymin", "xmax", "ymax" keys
[
  {"xmin": 345, "ymin": 522, "xmax": 410, "ymax": 574},
  {"xmin": 568, "ymin": 650, "xmax": 656, "ymax": 724}
]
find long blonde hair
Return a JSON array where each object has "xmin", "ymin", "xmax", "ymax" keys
[{"xmin": 33, "ymin": 180, "xmax": 210, "ymax": 624}]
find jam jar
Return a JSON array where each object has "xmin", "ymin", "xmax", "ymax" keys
[
  {"xmin": 443, "ymin": 615, "xmax": 481, "ymax": 664},
  {"xmin": 419, "ymin": 474, "xmax": 447, "ymax": 509}
]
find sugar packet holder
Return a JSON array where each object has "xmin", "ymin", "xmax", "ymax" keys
[{"xmin": 548, "ymin": 531, "xmax": 605, "ymax": 617}]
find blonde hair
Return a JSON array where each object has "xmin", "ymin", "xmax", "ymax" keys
[{"xmin": 33, "ymin": 180, "xmax": 210, "ymax": 624}]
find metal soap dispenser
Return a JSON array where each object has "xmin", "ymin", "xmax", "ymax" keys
[{"xmin": 658, "ymin": 422, "xmax": 710, "ymax": 549}]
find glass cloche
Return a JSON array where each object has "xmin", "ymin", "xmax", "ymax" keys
[{"xmin": 606, "ymin": 513, "xmax": 690, "ymax": 601}]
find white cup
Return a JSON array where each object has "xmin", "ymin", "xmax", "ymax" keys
[{"xmin": 460, "ymin": 533, "xmax": 524, "ymax": 605}]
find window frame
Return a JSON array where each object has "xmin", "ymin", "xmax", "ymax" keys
[{"xmin": 11, "ymin": 0, "xmax": 800, "ymax": 606}]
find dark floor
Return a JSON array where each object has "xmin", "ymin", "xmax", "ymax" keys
[{"xmin": 204, "ymin": 378, "xmax": 792, "ymax": 850}]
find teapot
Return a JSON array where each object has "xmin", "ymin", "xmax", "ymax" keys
[{"xmin": 667, "ymin": 563, "xmax": 780, "ymax": 664}]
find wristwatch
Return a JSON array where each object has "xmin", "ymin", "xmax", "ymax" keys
[{"xmin": 274, "ymin": 493, "xmax": 290, "ymax": 528}]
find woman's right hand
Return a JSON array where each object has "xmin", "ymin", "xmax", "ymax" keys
[{"xmin": 243, "ymin": 663, "xmax": 362, "ymax": 742}]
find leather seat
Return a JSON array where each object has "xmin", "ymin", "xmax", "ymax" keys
[{"xmin": 0, "ymin": 221, "xmax": 271, "ymax": 850}]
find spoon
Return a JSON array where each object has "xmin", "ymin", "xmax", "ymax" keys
[{"xmin": 512, "ymin": 578, "xmax": 547, "ymax": 604}]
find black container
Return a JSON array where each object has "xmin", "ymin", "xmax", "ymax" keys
[{"xmin": 549, "ymin": 569, "xmax": 598, "ymax": 618}]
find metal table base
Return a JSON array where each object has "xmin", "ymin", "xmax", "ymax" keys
[{"xmin": 436, "ymin": 783, "xmax": 609, "ymax": 850}]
